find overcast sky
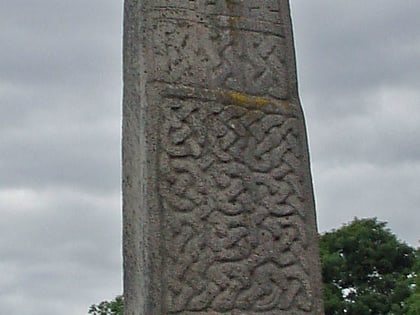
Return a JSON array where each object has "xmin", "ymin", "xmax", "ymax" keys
[{"xmin": 0, "ymin": 1, "xmax": 419, "ymax": 315}]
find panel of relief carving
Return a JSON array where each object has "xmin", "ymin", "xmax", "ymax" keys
[
  {"xmin": 149, "ymin": 3, "xmax": 288, "ymax": 99},
  {"xmin": 158, "ymin": 95, "xmax": 314, "ymax": 313}
]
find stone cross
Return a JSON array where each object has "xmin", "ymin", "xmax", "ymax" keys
[{"xmin": 122, "ymin": 1, "xmax": 324, "ymax": 314}]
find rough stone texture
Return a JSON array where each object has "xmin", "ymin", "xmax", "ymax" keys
[{"xmin": 123, "ymin": 1, "xmax": 324, "ymax": 314}]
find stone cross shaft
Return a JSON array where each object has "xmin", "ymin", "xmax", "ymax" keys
[{"xmin": 123, "ymin": 1, "xmax": 324, "ymax": 314}]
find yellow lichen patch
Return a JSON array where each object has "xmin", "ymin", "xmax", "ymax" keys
[
  {"xmin": 220, "ymin": 90, "xmax": 291, "ymax": 112},
  {"xmin": 228, "ymin": 91, "xmax": 271, "ymax": 107}
]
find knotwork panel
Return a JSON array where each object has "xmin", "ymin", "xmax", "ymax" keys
[
  {"xmin": 158, "ymin": 96, "xmax": 314, "ymax": 314},
  {"xmin": 149, "ymin": 4, "xmax": 288, "ymax": 99}
]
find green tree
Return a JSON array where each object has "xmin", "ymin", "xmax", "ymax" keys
[
  {"xmin": 320, "ymin": 218, "xmax": 417, "ymax": 315},
  {"xmin": 88, "ymin": 295, "xmax": 123, "ymax": 315},
  {"xmin": 405, "ymin": 249, "xmax": 420, "ymax": 315}
]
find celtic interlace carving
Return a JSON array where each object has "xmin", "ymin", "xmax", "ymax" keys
[{"xmin": 158, "ymin": 96, "xmax": 314, "ymax": 313}]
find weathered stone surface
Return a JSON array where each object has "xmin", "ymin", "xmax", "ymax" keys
[{"xmin": 123, "ymin": 1, "xmax": 324, "ymax": 314}]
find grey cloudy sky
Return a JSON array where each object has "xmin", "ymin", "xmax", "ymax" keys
[{"xmin": 0, "ymin": 1, "xmax": 419, "ymax": 315}]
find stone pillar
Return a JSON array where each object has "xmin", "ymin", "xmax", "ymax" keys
[{"xmin": 123, "ymin": 1, "xmax": 324, "ymax": 314}]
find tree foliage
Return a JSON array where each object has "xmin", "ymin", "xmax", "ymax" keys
[
  {"xmin": 320, "ymin": 218, "xmax": 417, "ymax": 315},
  {"xmin": 405, "ymin": 249, "xmax": 420, "ymax": 315},
  {"xmin": 88, "ymin": 295, "xmax": 123, "ymax": 315}
]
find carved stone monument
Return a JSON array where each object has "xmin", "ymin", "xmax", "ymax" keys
[{"xmin": 123, "ymin": 1, "xmax": 324, "ymax": 314}]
